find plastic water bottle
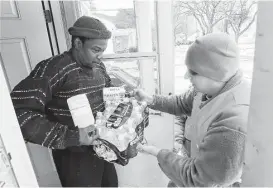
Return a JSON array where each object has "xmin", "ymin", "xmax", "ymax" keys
[{"xmin": 103, "ymin": 87, "xmax": 126, "ymax": 101}]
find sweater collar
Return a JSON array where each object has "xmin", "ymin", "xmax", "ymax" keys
[
  {"xmin": 67, "ymin": 49, "xmax": 102, "ymax": 69},
  {"xmin": 200, "ymin": 70, "xmax": 243, "ymax": 107},
  {"xmin": 218, "ymin": 70, "xmax": 243, "ymax": 95}
]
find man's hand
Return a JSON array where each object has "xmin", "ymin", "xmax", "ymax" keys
[
  {"xmin": 131, "ymin": 89, "xmax": 154, "ymax": 105},
  {"xmin": 79, "ymin": 125, "xmax": 99, "ymax": 145},
  {"xmin": 136, "ymin": 144, "xmax": 161, "ymax": 157}
]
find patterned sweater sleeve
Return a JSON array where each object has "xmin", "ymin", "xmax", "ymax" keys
[{"xmin": 10, "ymin": 57, "xmax": 80, "ymax": 149}]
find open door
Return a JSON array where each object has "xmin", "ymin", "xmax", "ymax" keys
[
  {"xmin": 0, "ymin": 60, "xmax": 38, "ymax": 187},
  {"xmin": 0, "ymin": 0, "xmax": 61, "ymax": 186}
]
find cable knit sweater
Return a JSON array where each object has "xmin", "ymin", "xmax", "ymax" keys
[
  {"xmin": 10, "ymin": 51, "xmax": 111, "ymax": 150},
  {"xmin": 150, "ymin": 71, "xmax": 251, "ymax": 187}
]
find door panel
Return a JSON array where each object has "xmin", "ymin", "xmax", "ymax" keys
[
  {"xmin": 1, "ymin": 1, "xmax": 61, "ymax": 186},
  {"xmin": 1, "ymin": 1, "xmax": 52, "ymax": 69},
  {"xmin": 0, "ymin": 60, "xmax": 38, "ymax": 187},
  {"xmin": 0, "ymin": 38, "xmax": 32, "ymax": 90},
  {"xmin": 1, "ymin": 0, "xmax": 20, "ymax": 18}
]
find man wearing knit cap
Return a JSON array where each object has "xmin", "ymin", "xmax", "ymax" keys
[
  {"xmin": 10, "ymin": 16, "xmax": 118, "ymax": 187},
  {"xmin": 133, "ymin": 33, "xmax": 251, "ymax": 187}
]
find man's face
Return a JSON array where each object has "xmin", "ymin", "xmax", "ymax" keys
[{"xmin": 76, "ymin": 38, "xmax": 108, "ymax": 67}]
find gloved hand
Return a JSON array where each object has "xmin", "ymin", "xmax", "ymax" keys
[
  {"xmin": 136, "ymin": 143, "xmax": 161, "ymax": 157},
  {"xmin": 131, "ymin": 89, "xmax": 154, "ymax": 105}
]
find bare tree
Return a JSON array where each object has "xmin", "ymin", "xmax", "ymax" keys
[
  {"xmin": 79, "ymin": 0, "xmax": 96, "ymax": 15},
  {"xmin": 225, "ymin": 0, "xmax": 257, "ymax": 42},
  {"xmin": 173, "ymin": 1, "xmax": 187, "ymax": 37},
  {"xmin": 114, "ymin": 9, "xmax": 136, "ymax": 29},
  {"xmin": 173, "ymin": 0, "xmax": 229, "ymax": 35}
]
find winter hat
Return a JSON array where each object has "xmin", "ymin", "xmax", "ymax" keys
[
  {"xmin": 185, "ymin": 33, "xmax": 240, "ymax": 82},
  {"xmin": 68, "ymin": 16, "xmax": 112, "ymax": 39}
]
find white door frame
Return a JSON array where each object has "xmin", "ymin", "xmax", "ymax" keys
[
  {"xmin": 1, "ymin": 1, "xmax": 62, "ymax": 186},
  {"xmin": 155, "ymin": 0, "xmax": 175, "ymax": 95},
  {"xmin": 243, "ymin": 1, "xmax": 273, "ymax": 186},
  {"xmin": 0, "ymin": 59, "xmax": 38, "ymax": 187}
]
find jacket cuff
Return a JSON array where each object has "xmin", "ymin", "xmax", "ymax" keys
[
  {"xmin": 157, "ymin": 149, "xmax": 171, "ymax": 165},
  {"xmin": 147, "ymin": 94, "xmax": 156, "ymax": 107},
  {"xmin": 65, "ymin": 128, "xmax": 80, "ymax": 148}
]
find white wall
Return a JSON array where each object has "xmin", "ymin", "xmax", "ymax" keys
[{"xmin": 242, "ymin": 1, "xmax": 273, "ymax": 186}]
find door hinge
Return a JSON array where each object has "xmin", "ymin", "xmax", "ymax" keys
[
  {"xmin": 0, "ymin": 181, "xmax": 5, "ymax": 187},
  {"xmin": 44, "ymin": 10, "xmax": 52, "ymax": 23},
  {"xmin": 7, "ymin": 152, "xmax": 12, "ymax": 160}
]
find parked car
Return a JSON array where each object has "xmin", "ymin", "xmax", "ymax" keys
[{"xmin": 107, "ymin": 66, "xmax": 159, "ymax": 94}]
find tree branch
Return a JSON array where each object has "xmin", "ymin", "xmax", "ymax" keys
[
  {"xmin": 229, "ymin": 21, "xmax": 237, "ymax": 35},
  {"xmin": 247, "ymin": 0, "xmax": 257, "ymax": 12},
  {"xmin": 193, "ymin": 14, "xmax": 206, "ymax": 34},
  {"xmin": 212, "ymin": 17, "xmax": 225, "ymax": 27},
  {"xmin": 239, "ymin": 10, "xmax": 257, "ymax": 35}
]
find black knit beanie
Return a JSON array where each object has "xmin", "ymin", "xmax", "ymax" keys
[{"xmin": 68, "ymin": 16, "xmax": 112, "ymax": 39}]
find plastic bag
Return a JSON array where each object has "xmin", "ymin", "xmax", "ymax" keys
[{"xmin": 93, "ymin": 89, "xmax": 149, "ymax": 166}]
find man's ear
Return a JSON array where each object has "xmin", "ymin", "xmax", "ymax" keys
[{"xmin": 74, "ymin": 37, "xmax": 83, "ymax": 50}]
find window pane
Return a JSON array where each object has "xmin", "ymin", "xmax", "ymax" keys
[
  {"xmin": 103, "ymin": 58, "xmax": 159, "ymax": 94},
  {"xmin": 173, "ymin": 0, "xmax": 257, "ymax": 94},
  {"xmin": 78, "ymin": 0, "xmax": 157, "ymax": 54}
]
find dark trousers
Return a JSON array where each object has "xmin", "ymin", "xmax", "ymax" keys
[{"xmin": 52, "ymin": 148, "xmax": 118, "ymax": 187}]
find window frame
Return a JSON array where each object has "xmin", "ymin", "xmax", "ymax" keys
[{"xmin": 59, "ymin": 0, "xmax": 175, "ymax": 95}]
